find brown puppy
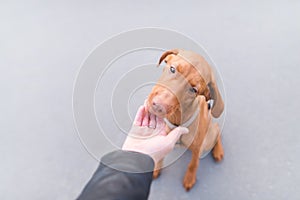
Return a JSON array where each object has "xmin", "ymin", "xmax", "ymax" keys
[{"xmin": 145, "ymin": 49, "xmax": 225, "ymax": 191}]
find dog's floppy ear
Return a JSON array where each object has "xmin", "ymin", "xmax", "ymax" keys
[
  {"xmin": 208, "ymin": 73, "xmax": 224, "ymax": 118},
  {"xmin": 158, "ymin": 49, "xmax": 179, "ymax": 66}
]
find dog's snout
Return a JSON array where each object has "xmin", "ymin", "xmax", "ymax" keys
[
  {"xmin": 148, "ymin": 87, "xmax": 178, "ymax": 117},
  {"xmin": 152, "ymin": 101, "xmax": 165, "ymax": 113}
]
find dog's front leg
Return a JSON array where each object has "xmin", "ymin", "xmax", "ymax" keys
[
  {"xmin": 183, "ymin": 141, "xmax": 202, "ymax": 190},
  {"xmin": 153, "ymin": 159, "xmax": 163, "ymax": 179},
  {"xmin": 183, "ymin": 96, "xmax": 210, "ymax": 191}
]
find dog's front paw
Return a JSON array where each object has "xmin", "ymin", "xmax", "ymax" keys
[
  {"xmin": 212, "ymin": 139, "xmax": 224, "ymax": 162},
  {"xmin": 183, "ymin": 172, "xmax": 196, "ymax": 191},
  {"xmin": 212, "ymin": 148, "xmax": 224, "ymax": 162}
]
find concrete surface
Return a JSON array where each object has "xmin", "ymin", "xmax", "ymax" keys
[{"xmin": 1, "ymin": 0, "xmax": 300, "ymax": 199}]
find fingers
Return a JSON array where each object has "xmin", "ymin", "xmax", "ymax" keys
[
  {"xmin": 134, "ymin": 105, "xmax": 154, "ymax": 127},
  {"xmin": 166, "ymin": 127, "xmax": 189, "ymax": 146},
  {"xmin": 141, "ymin": 110, "xmax": 149, "ymax": 127},
  {"xmin": 149, "ymin": 113, "xmax": 156, "ymax": 129},
  {"xmin": 134, "ymin": 106, "xmax": 145, "ymax": 126},
  {"xmin": 143, "ymin": 99, "xmax": 149, "ymax": 112},
  {"xmin": 133, "ymin": 103, "xmax": 165, "ymax": 130}
]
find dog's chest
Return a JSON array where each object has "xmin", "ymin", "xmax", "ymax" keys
[
  {"xmin": 180, "ymin": 128, "xmax": 197, "ymax": 148},
  {"xmin": 179, "ymin": 121, "xmax": 218, "ymax": 158}
]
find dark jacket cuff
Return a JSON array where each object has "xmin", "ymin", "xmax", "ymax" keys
[{"xmin": 101, "ymin": 150, "xmax": 155, "ymax": 173}]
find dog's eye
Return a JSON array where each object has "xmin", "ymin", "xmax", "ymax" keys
[
  {"xmin": 170, "ymin": 66, "xmax": 176, "ymax": 73},
  {"xmin": 189, "ymin": 87, "xmax": 198, "ymax": 94}
]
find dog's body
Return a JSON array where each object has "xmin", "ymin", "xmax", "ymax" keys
[{"xmin": 146, "ymin": 49, "xmax": 224, "ymax": 191}]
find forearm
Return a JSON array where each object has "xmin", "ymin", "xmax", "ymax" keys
[{"xmin": 77, "ymin": 150, "xmax": 154, "ymax": 200}]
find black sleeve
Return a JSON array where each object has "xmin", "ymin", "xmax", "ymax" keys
[{"xmin": 77, "ymin": 150, "xmax": 154, "ymax": 200}]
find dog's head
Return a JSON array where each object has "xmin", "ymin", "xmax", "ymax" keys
[{"xmin": 146, "ymin": 49, "xmax": 224, "ymax": 120}]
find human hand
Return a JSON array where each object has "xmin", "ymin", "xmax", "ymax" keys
[{"xmin": 122, "ymin": 105, "xmax": 189, "ymax": 163}]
